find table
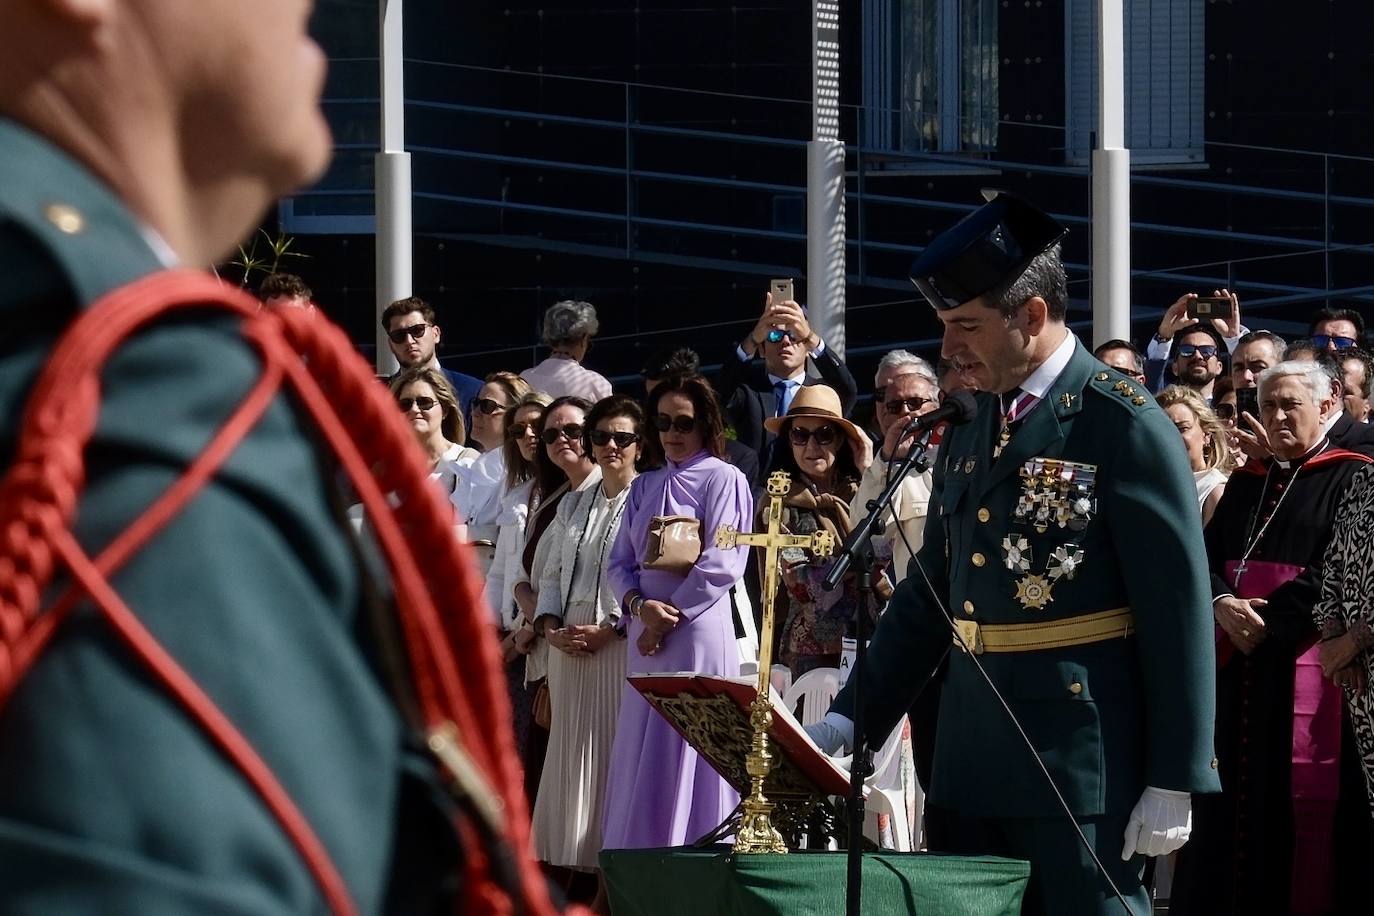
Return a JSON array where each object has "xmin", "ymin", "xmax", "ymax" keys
[{"xmin": 601, "ymin": 845, "xmax": 1030, "ymax": 915}]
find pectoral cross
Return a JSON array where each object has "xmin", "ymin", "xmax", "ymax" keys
[{"xmin": 714, "ymin": 470, "xmax": 835, "ymax": 854}]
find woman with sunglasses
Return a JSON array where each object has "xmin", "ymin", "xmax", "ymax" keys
[
  {"xmin": 485, "ymin": 392, "xmax": 552, "ymax": 767},
  {"xmin": 761, "ymin": 384, "xmax": 875, "ymax": 677},
  {"xmin": 602, "ymin": 374, "xmax": 753, "ymax": 852},
  {"xmin": 511, "ymin": 395, "xmax": 597, "ymax": 803},
  {"xmin": 387, "ymin": 367, "xmax": 478, "ymax": 496},
  {"xmin": 529, "ymin": 396, "xmax": 644, "ymax": 904},
  {"xmin": 454, "ymin": 372, "xmax": 534, "ymax": 574},
  {"xmin": 1158, "ymin": 385, "xmax": 1235, "ymax": 526}
]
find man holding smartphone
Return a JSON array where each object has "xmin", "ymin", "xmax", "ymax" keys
[
  {"xmin": 1143, "ymin": 290, "xmax": 1244, "ymax": 393},
  {"xmin": 717, "ymin": 288, "xmax": 857, "ymax": 464}
]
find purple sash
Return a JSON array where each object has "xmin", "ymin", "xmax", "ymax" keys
[{"xmin": 1224, "ymin": 559, "xmax": 1339, "ymax": 914}]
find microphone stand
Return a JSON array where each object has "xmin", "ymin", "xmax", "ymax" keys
[{"xmin": 822, "ymin": 422, "xmax": 936, "ymax": 916}]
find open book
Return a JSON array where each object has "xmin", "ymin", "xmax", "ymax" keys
[{"xmin": 630, "ymin": 673, "xmax": 854, "ymax": 800}]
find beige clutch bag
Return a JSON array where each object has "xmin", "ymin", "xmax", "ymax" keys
[{"xmin": 643, "ymin": 515, "xmax": 703, "ymax": 576}]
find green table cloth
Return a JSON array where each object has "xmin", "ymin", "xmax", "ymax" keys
[{"xmin": 601, "ymin": 845, "xmax": 1029, "ymax": 915}]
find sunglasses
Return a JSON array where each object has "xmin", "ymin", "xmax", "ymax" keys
[
  {"xmin": 387, "ymin": 322, "xmax": 430, "ymax": 344},
  {"xmin": 1177, "ymin": 344, "xmax": 1218, "ymax": 359},
  {"xmin": 655, "ymin": 415, "xmax": 698, "ymax": 434},
  {"xmin": 788, "ymin": 424, "xmax": 839, "ymax": 447},
  {"xmin": 507, "ymin": 422, "xmax": 538, "ymax": 439},
  {"xmin": 541, "ymin": 424, "xmax": 584, "ymax": 445},
  {"xmin": 473, "ymin": 397, "xmax": 510, "ymax": 416},
  {"xmin": 590, "ymin": 430, "xmax": 641, "ymax": 449},
  {"xmin": 765, "ymin": 329, "xmax": 794, "ymax": 344},
  {"xmin": 1314, "ymin": 334, "xmax": 1358, "ymax": 350},
  {"xmin": 883, "ymin": 396, "xmax": 933, "ymax": 414},
  {"xmin": 1214, "ymin": 403, "xmax": 1236, "ymax": 421},
  {"xmin": 398, "ymin": 396, "xmax": 439, "ymax": 412}
]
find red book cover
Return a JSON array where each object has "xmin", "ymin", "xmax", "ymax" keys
[{"xmin": 630, "ymin": 673, "xmax": 854, "ymax": 799}]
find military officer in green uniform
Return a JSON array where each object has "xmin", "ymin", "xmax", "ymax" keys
[
  {"xmin": 0, "ymin": 1, "xmax": 460, "ymax": 911},
  {"xmin": 807, "ymin": 194, "xmax": 1221, "ymax": 915}
]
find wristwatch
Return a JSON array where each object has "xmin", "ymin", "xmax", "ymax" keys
[{"xmin": 628, "ymin": 593, "xmax": 646, "ymax": 618}]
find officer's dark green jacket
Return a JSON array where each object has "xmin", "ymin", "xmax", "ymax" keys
[
  {"xmin": 0, "ymin": 120, "xmax": 452, "ymax": 912},
  {"xmin": 835, "ymin": 337, "xmax": 1222, "ymax": 819}
]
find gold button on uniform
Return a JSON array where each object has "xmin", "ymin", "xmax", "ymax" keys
[
  {"xmin": 977, "ymin": 508, "xmax": 991, "ymax": 523},
  {"xmin": 971, "ymin": 552, "xmax": 986, "ymax": 567},
  {"xmin": 1069, "ymin": 682, "xmax": 1083, "ymax": 696},
  {"xmin": 45, "ymin": 202, "xmax": 85, "ymax": 234},
  {"xmin": 963, "ymin": 600, "xmax": 975, "ymax": 616}
]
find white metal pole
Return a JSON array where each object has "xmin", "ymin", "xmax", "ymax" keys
[
  {"xmin": 375, "ymin": 0, "xmax": 412, "ymax": 375},
  {"xmin": 807, "ymin": 0, "xmax": 846, "ymax": 362},
  {"xmin": 1091, "ymin": 0, "xmax": 1130, "ymax": 347}
]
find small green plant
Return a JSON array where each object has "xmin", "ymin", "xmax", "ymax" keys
[{"xmin": 224, "ymin": 229, "xmax": 310, "ymax": 288}]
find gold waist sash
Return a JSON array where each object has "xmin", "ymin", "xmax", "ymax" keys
[{"xmin": 954, "ymin": 607, "xmax": 1134, "ymax": 655}]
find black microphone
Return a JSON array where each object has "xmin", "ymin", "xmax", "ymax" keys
[{"xmin": 896, "ymin": 388, "xmax": 978, "ymax": 440}]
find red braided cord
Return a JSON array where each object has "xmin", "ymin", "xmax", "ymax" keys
[
  {"xmin": 257, "ymin": 312, "xmax": 555, "ymax": 914},
  {"xmin": 0, "ymin": 270, "xmax": 566, "ymax": 916}
]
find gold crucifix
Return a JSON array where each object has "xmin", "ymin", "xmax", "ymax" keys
[{"xmin": 714, "ymin": 470, "xmax": 835, "ymax": 854}]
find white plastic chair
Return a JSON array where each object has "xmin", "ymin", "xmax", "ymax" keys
[
  {"xmin": 769, "ymin": 664, "xmax": 793, "ymax": 699},
  {"xmin": 863, "ymin": 719, "xmax": 917, "ymax": 851},
  {"xmin": 782, "ymin": 667, "xmax": 841, "ymax": 727}
]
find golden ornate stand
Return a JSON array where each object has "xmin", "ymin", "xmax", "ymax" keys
[{"xmin": 715, "ymin": 470, "xmax": 834, "ymax": 854}]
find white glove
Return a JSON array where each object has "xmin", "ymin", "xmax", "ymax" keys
[
  {"xmin": 1121, "ymin": 786, "xmax": 1192, "ymax": 861},
  {"xmin": 803, "ymin": 719, "xmax": 849, "ymax": 755}
]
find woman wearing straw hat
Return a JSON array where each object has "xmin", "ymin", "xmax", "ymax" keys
[{"xmin": 762, "ymin": 384, "xmax": 878, "ymax": 677}]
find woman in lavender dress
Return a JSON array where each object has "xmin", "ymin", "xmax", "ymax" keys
[{"xmin": 601, "ymin": 374, "xmax": 753, "ymax": 850}]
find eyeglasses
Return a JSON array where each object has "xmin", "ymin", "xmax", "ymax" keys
[
  {"xmin": 507, "ymin": 422, "xmax": 538, "ymax": 439},
  {"xmin": 883, "ymin": 396, "xmax": 933, "ymax": 415},
  {"xmin": 1214, "ymin": 403, "xmax": 1236, "ymax": 421},
  {"xmin": 655, "ymin": 414, "xmax": 698, "ymax": 434},
  {"xmin": 387, "ymin": 323, "xmax": 430, "ymax": 344},
  {"xmin": 590, "ymin": 430, "xmax": 641, "ymax": 449},
  {"xmin": 541, "ymin": 424, "xmax": 584, "ymax": 445},
  {"xmin": 1177, "ymin": 344, "xmax": 1218, "ymax": 359},
  {"xmin": 788, "ymin": 424, "xmax": 839, "ymax": 447},
  {"xmin": 473, "ymin": 397, "xmax": 510, "ymax": 416},
  {"xmin": 1314, "ymin": 334, "xmax": 1358, "ymax": 350},
  {"xmin": 398, "ymin": 396, "xmax": 439, "ymax": 412},
  {"xmin": 766, "ymin": 329, "xmax": 794, "ymax": 344}
]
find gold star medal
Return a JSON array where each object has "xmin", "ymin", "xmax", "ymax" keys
[{"xmin": 1015, "ymin": 574, "xmax": 1054, "ymax": 610}]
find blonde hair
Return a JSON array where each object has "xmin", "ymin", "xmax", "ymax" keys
[
  {"xmin": 1157, "ymin": 385, "xmax": 1235, "ymax": 475},
  {"xmin": 388, "ymin": 366, "xmax": 464, "ymax": 445}
]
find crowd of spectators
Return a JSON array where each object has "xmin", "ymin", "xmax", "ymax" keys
[{"xmin": 260, "ymin": 269, "xmax": 1374, "ymax": 912}]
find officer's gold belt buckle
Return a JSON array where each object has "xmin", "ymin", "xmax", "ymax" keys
[{"xmin": 953, "ymin": 607, "xmax": 1134, "ymax": 655}]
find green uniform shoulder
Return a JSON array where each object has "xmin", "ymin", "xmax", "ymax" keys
[{"xmin": 1085, "ymin": 368, "xmax": 1155, "ymax": 415}]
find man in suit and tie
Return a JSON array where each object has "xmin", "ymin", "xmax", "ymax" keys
[
  {"xmin": 807, "ymin": 193, "xmax": 1220, "ymax": 915},
  {"xmin": 718, "ymin": 292, "xmax": 857, "ymax": 465}
]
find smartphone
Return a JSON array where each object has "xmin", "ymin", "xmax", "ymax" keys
[
  {"xmin": 1235, "ymin": 386, "xmax": 1259, "ymax": 422},
  {"xmin": 770, "ymin": 278, "xmax": 795, "ymax": 305},
  {"xmin": 1188, "ymin": 295, "xmax": 1230, "ymax": 320}
]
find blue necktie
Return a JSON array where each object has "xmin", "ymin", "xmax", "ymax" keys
[{"xmin": 773, "ymin": 380, "xmax": 789, "ymax": 419}]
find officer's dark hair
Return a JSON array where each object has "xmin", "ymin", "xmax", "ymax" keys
[
  {"xmin": 641, "ymin": 347, "xmax": 701, "ymax": 383},
  {"xmin": 1308, "ymin": 306, "xmax": 1366, "ymax": 341},
  {"xmin": 1092, "ymin": 339, "xmax": 1143, "ymax": 373},
  {"xmin": 988, "ymin": 243, "xmax": 1068, "ymax": 322},
  {"xmin": 1235, "ymin": 329, "xmax": 1286, "ymax": 354},
  {"xmin": 1340, "ymin": 347, "xmax": 1374, "ymax": 400},
  {"xmin": 381, "ymin": 296, "xmax": 437, "ymax": 329},
  {"xmin": 1169, "ymin": 323, "xmax": 1228, "ymax": 362}
]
